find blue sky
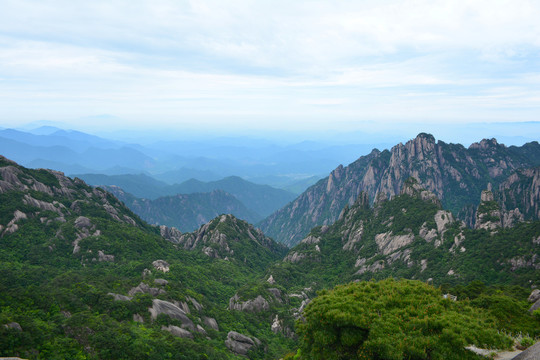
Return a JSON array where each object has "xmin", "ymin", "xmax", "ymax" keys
[{"xmin": 0, "ymin": 0, "xmax": 539, "ymax": 143}]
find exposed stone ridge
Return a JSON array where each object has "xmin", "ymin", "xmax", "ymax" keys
[
  {"xmin": 260, "ymin": 133, "xmax": 539, "ymax": 246},
  {"xmin": 172, "ymin": 214, "xmax": 284, "ymax": 260},
  {"xmin": 0, "ymin": 156, "xmax": 141, "ymax": 232},
  {"xmin": 498, "ymin": 167, "xmax": 540, "ymax": 221},
  {"xmin": 228, "ymin": 294, "xmax": 270, "ymax": 312},
  {"xmin": 475, "ymin": 190, "xmax": 502, "ymax": 230}
]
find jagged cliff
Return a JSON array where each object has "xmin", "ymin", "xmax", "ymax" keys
[
  {"xmin": 267, "ymin": 179, "xmax": 540, "ymax": 291},
  {"xmin": 260, "ymin": 133, "xmax": 540, "ymax": 246},
  {"xmin": 166, "ymin": 214, "xmax": 287, "ymax": 270},
  {"xmin": 498, "ymin": 167, "xmax": 540, "ymax": 221}
]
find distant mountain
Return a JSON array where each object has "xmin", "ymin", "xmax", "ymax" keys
[
  {"xmin": 75, "ymin": 173, "xmax": 169, "ymax": 199},
  {"xmin": 167, "ymin": 176, "xmax": 296, "ymax": 218},
  {"xmin": 106, "ymin": 186, "xmax": 261, "ymax": 232},
  {"xmin": 77, "ymin": 173, "xmax": 297, "ymax": 218},
  {"xmin": 260, "ymin": 133, "xmax": 540, "ymax": 247}
]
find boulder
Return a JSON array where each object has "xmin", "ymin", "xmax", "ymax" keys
[
  {"xmin": 98, "ymin": 250, "xmax": 114, "ymax": 262},
  {"xmin": 128, "ymin": 282, "xmax": 165, "ymax": 297},
  {"xmin": 228, "ymin": 294, "xmax": 270, "ymax": 312},
  {"xmin": 187, "ymin": 296, "xmax": 203, "ymax": 312},
  {"xmin": 4, "ymin": 322, "xmax": 22, "ymax": 331},
  {"xmin": 154, "ymin": 278, "xmax": 168, "ymax": 286},
  {"xmin": 528, "ymin": 289, "xmax": 540, "ymax": 303},
  {"xmin": 512, "ymin": 341, "xmax": 540, "ymax": 360},
  {"xmin": 225, "ymin": 331, "xmax": 260, "ymax": 356},
  {"xmin": 529, "ymin": 298, "xmax": 540, "ymax": 314},
  {"xmin": 148, "ymin": 299, "xmax": 194, "ymax": 330},
  {"xmin": 152, "ymin": 260, "xmax": 170, "ymax": 272},
  {"xmin": 74, "ymin": 216, "xmax": 92, "ymax": 229},
  {"xmin": 203, "ymin": 316, "xmax": 219, "ymax": 331},
  {"xmin": 161, "ymin": 325, "xmax": 193, "ymax": 339}
]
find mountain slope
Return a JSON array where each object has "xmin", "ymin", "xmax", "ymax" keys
[
  {"xmin": 168, "ymin": 176, "xmax": 296, "ymax": 217},
  {"xmin": 77, "ymin": 173, "xmax": 297, "ymax": 218},
  {"xmin": 260, "ymin": 133, "xmax": 540, "ymax": 246},
  {"xmin": 0, "ymin": 155, "xmax": 295, "ymax": 359},
  {"xmin": 106, "ymin": 186, "xmax": 262, "ymax": 232},
  {"xmin": 266, "ymin": 178, "xmax": 540, "ymax": 292}
]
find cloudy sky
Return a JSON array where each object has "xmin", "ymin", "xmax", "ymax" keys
[{"xmin": 0, "ymin": 0, "xmax": 539, "ymax": 141}]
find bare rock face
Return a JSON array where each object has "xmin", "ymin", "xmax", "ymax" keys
[
  {"xmin": 154, "ymin": 278, "xmax": 168, "ymax": 286},
  {"xmin": 475, "ymin": 190, "xmax": 502, "ymax": 230},
  {"xmin": 161, "ymin": 325, "xmax": 193, "ymax": 339},
  {"xmin": 187, "ymin": 296, "xmax": 203, "ymax": 312},
  {"xmin": 434, "ymin": 210, "xmax": 454, "ymax": 233},
  {"xmin": 152, "ymin": 260, "xmax": 170, "ymax": 272},
  {"xmin": 228, "ymin": 294, "xmax": 270, "ymax": 312},
  {"xmin": 74, "ymin": 216, "xmax": 92, "ymax": 229},
  {"xmin": 529, "ymin": 298, "xmax": 540, "ymax": 314},
  {"xmin": 419, "ymin": 223, "xmax": 438, "ymax": 242},
  {"xmin": 128, "ymin": 282, "xmax": 166, "ymax": 297},
  {"xmin": 499, "ymin": 167, "xmax": 540, "ymax": 222},
  {"xmin": 203, "ymin": 316, "xmax": 219, "ymax": 331},
  {"xmin": 267, "ymin": 288, "xmax": 282, "ymax": 302},
  {"xmin": 375, "ymin": 231, "xmax": 415, "ymax": 255},
  {"xmin": 98, "ymin": 250, "xmax": 114, "ymax": 262},
  {"xmin": 261, "ymin": 134, "xmax": 538, "ymax": 247},
  {"xmin": 283, "ymin": 251, "xmax": 306, "ymax": 263},
  {"xmin": 511, "ymin": 341, "xmax": 540, "ymax": 360},
  {"xmin": 528, "ymin": 289, "xmax": 540, "ymax": 303},
  {"xmin": 502, "ymin": 208, "xmax": 524, "ymax": 228},
  {"xmin": 355, "ymin": 260, "xmax": 385, "ymax": 275},
  {"xmin": 72, "ymin": 216, "xmax": 100, "ymax": 254},
  {"xmin": 148, "ymin": 299, "xmax": 194, "ymax": 331},
  {"xmin": 225, "ymin": 331, "xmax": 260, "ymax": 356},
  {"xmin": 4, "ymin": 322, "xmax": 23, "ymax": 331},
  {"xmin": 1, "ymin": 210, "xmax": 28, "ymax": 236},
  {"xmin": 159, "ymin": 225, "xmax": 182, "ymax": 243}
]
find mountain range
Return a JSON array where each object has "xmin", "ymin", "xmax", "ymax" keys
[
  {"xmin": 260, "ymin": 133, "xmax": 540, "ymax": 246},
  {"xmin": 76, "ymin": 174, "xmax": 296, "ymax": 219},
  {"xmin": 0, "ymin": 126, "xmax": 383, "ymax": 190},
  {"xmin": 0, "ymin": 132, "xmax": 539, "ymax": 359}
]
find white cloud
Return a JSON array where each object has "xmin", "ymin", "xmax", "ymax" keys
[{"xmin": 0, "ymin": 0, "xmax": 539, "ymax": 130}]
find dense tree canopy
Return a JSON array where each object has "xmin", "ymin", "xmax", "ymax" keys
[{"xmin": 297, "ymin": 279, "xmax": 513, "ymax": 360}]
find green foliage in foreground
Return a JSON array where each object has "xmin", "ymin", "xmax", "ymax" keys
[{"xmin": 296, "ymin": 279, "xmax": 513, "ymax": 360}]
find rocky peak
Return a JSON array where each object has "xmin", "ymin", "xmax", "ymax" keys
[
  {"xmin": 260, "ymin": 135, "xmax": 540, "ymax": 246},
  {"xmin": 475, "ymin": 189, "xmax": 502, "ymax": 231},
  {"xmin": 469, "ymin": 138, "xmax": 502, "ymax": 151},
  {"xmin": 498, "ymin": 167, "xmax": 540, "ymax": 221},
  {"xmin": 173, "ymin": 214, "xmax": 286, "ymax": 266},
  {"xmin": 400, "ymin": 178, "xmax": 441, "ymax": 206}
]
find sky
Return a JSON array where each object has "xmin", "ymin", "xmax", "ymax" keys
[{"xmin": 0, "ymin": 0, "xmax": 539, "ymax": 143}]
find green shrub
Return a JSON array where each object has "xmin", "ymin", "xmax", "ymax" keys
[{"xmin": 297, "ymin": 279, "xmax": 512, "ymax": 360}]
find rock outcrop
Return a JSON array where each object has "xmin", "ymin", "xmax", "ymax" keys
[
  {"xmin": 228, "ymin": 294, "xmax": 270, "ymax": 313},
  {"xmin": 161, "ymin": 325, "xmax": 193, "ymax": 339},
  {"xmin": 475, "ymin": 190, "xmax": 502, "ymax": 230},
  {"xmin": 225, "ymin": 331, "xmax": 260, "ymax": 356},
  {"xmin": 148, "ymin": 299, "xmax": 194, "ymax": 331},
  {"xmin": 499, "ymin": 167, "xmax": 540, "ymax": 222},
  {"xmin": 260, "ymin": 134, "xmax": 540, "ymax": 246}
]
